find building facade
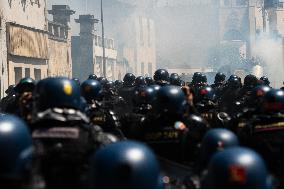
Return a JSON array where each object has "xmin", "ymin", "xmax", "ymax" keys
[
  {"xmin": 0, "ymin": 1, "xmax": 74, "ymax": 98},
  {"xmin": 72, "ymin": 15, "xmax": 118, "ymax": 81}
]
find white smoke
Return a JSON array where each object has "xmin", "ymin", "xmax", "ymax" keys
[{"xmin": 252, "ymin": 34, "xmax": 284, "ymax": 88}]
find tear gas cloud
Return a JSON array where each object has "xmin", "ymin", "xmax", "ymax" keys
[{"xmin": 48, "ymin": 0, "xmax": 284, "ymax": 86}]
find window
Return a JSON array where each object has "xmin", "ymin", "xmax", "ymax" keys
[
  {"xmin": 95, "ymin": 35, "xmax": 98, "ymax": 46},
  {"xmin": 139, "ymin": 17, "xmax": 144, "ymax": 46},
  {"xmin": 147, "ymin": 18, "xmax": 151, "ymax": 47},
  {"xmin": 141, "ymin": 62, "xmax": 145, "ymax": 76},
  {"xmin": 25, "ymin": 68, "xmax": 30, "ymax": 77},
  {"xmin": 236, "ymin": 0, "xmax": 247, "ymax": 6},
  {"xmin": 34, "ymin": 69, "xmax": 41, "ymax": 81},
  {"xmin": 224, "ymin": 0, "xmax": 230, "ymax": 6},
  {"xmin": 148, "ymin": 63, "xmax": 153, "ymax": 77},
  {"xmin": 14, "ymin": 67, "xmax": 22, "ymax": 84}
]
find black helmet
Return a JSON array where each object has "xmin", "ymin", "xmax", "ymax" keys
[
  {"xmin": 155, "ymin": 86, "xmax": 186, "ymax": 115},
  {"xmin": 200, "ymin": 74, "xmax": 208, "ymax": 84},
  {"xmin": 153, "ymin": 69, "xmax": 169, "ymax": 83},
  {"xmin": 0, "ymin": 115, "xmax": 33, "ymax": 181},
  {"xmin": 215, "ymin": 72, "xmax": 226, "ymax": 83},
  {"xmin": 133, "ymin": 86, "xmax": 156, "ymax": 106},
  {"xmin": 260, "ymin": 76, "xmax": 270, "ymax": 86},
  {"xmin": 88, "ymin": 74, "xmax": 98, "ymax": 80},
  {"xmin": 104, "ymin": 81, "xmax": 115, "ymax": 90},
  {"xmin": 72, "ymin": 78, "xmax": 81, "ymax": 86},
  {"xmin": 81, "ymin": 79, "xmax": 102, "ymax": 103},
  {"xmin": 150, "ymin": 84, "xmax": 161, "ymax": 92},
  {"xmin": 145, "ymin": 77, "xmax": 154, "ymax": 85},
  {"xmin": 135, "ymin": 76, "xmax": 147, "ymax": 86},
  {"xmin": 244, "ymin": 74, "xmax": 258, "ymax": 88},
  {"xmin": 15, "ymin": 77, "xmax": 36, "ymax": 94},
  {"xmin": 197, "ymin": 86, "xmax": 216, "ymax": 102},
  {"xmin": 34, "ymin": 77, "xmax": 81, "ymax": 112},
  {"xmin": 251, "ymin": 85, "xmax": 271, "ymax": 99},
  {"xmin": 123, "ymin": 73, "xmax": 136, "ymax": 86},
  {"xmin": 229, "ymin": 75, "xmax": 239, "ymax": 80},
  {"xmin": 89, "ymin": 141, "xmax": 163, "ymax": 189},
  {"xmin": 228, "ymin": 77, "xmax": 241, "ymax": 88},
  {"xmin": 200, "ymin": 128, "xmax": 239, "ymax": 166},
  {"xmin": 261, "ymin": 89, "xmax": 284, "ymax": 113},
  {"xmin": 114, "ymin": 80, "xmax": 123, "ymax": 88},
  {"xmin": 192, "ymin": 72, "xmax": 202, "ymax": 83},
  {"xmin": 97, "ymin": 77, "xmax": 108, "ymax": 87},
  {"xmin": 170, "ymin": 73, "xmax": 182, "ymax": 86},
  {"xmin": 204, "ymin": 147, "xmax": 272, "ymax": 189}
]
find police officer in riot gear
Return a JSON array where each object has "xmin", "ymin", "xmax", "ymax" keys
[
  {"xmin": 0, "ymin": 115, "xmax": 34, "ymax": 189},
  {"xmin": 236, "ymin": 89, "xmax": 284, "ymax": 188},
  {"xmin": 81, "ymin": 79, "xmax": 124, "ymax": 139},
  {"xmin": 211, "ymin": 72, "xmax": 226, "ymax": 98},
  {"xmin": 118, "ymin": 73, "xmax": 137, "ymax": 113},
  {"xmin": 31, "ymin": 77, "xmax": 117, "ymax": 189},
  {"xmin": 219, "ymin": 76, "xmax": 242, "ymax": 114},
  {"xmin": 1, "ymin": 78, "xmax": 36, "ymax": 122},
  {"xmin": 140, "ymin": 86, "xmax": 208, "ymax": 164}
]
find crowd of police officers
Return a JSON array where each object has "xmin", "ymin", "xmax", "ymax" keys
[{"xmin": 0, "ymin": 69, "xmax": 283, "ymax": 189}]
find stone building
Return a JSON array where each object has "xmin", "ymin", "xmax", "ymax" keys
[
  {"xmin": 121, "ymin": 16, "xmax": 156, "ymax": 77},
  {"xmin": 0, "ymin": 1, "xmax": 74, "ymax": 98},
  {"xmin": 48, "ymin": 5, "xmax": 75, "ymax": 78},
  {"xmin": 93, "ymin": 0, "xmax": 157, "ymax": 78},
  {"xmin": 71, "ymin": 14, "xmax": 118, "ymax": 81}
]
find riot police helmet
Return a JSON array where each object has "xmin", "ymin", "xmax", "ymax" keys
[
  {"xmin": 0, "ymin": 115, "xmax": 33, "ymax": 181},
  {"xmin": 170, "ymin": 73, "xmax": 182, "ymax": 86},
  {"xmin": 244, "ymin": 74, "xmax": 258, "ymax": 88},
  {"xmin": 72, "ymin": 78, "xmax": 81, "ymax": 86},
  {"xmin": 133, "ymin": 86, "xmax": 156, "ymax": 106},
  {"xmin": 204, "ymin": 147, "xmax": 272, "ymax": 189},
  {"xmin": 34, "ymin": 77, "xmax": 81, "ymax": 112},
  {"xmin": 89, "ymin": 140, "xmax": 163, "ymax": 189},
  {"xmin": 145, "ymin": 77, "xmax": 154, "ymax": 85},
  {"xmin": 81, "ymin": 79, "xmax": 102, "ymax": 103},
  {"xmin": 15, "ymin": 77, "xmax": 36, "ymax": 94},
  {"xmin": 88, "ymin": 74, "xmax": 98, "ymax": 80},
  {"xmin": 261, "ymin": 89, "xmax": 284, "ymax": 113},
  {"xmin": 200, "ymin": 128, "xmax": 239, "ymax": 165},
  {"xmin": 155, "ymin": 85, "xmax": 187, "ymax": 115},
  {"xmin": 97, "ymin": 77, "xmax": 108, "ymax": 87},
  {"xmin": 153, "ymin": 69, "xmax": 170, "ymax": 83},
  {"xmin": 260, "ymin": 76, "xmax": 270, "ymax": 86},
  {"xmin": 197, "ymin": 86, "xmax": 216, "ymax": 102},
  {"xmin": 123, "ymin": 73, "xmax": 136, "ymax": 86},
  {"xmin": 114, "ymin": 80, "xmax": 123, "ymax": 88},
  {"xmin": 214, "ymin": 72, "xmax": 226, "ymax": 83},
  {"xmin": 228, "ymin": 77, "xmax": 241, "ymax": 88},
  {"xmin": 192, "ymin": 72, "xmax": 202, "ymax": 83},
  {"xmin": 135, "ymin": 76, "xmax": 147, "ymax": 86}
]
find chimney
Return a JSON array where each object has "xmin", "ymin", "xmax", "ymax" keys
[
  {"xmin": 48, "ymin": 5, "xmax": 75, "ymax": 27},
  {"xmin": 75, "ymin": 15, "xmax": 99, "ymax": 36}
]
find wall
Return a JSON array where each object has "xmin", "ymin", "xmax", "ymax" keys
[
  {"xmin": 0, "ymin": 0, "xmax": 47, "ymax": 97},
  {"xmin": 48, "ymin": 38, "xmax": 72, "ymax": 77},
  {"xmin": 134, "ymin": 16, "xmax": 156, "ymax": 77}
]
